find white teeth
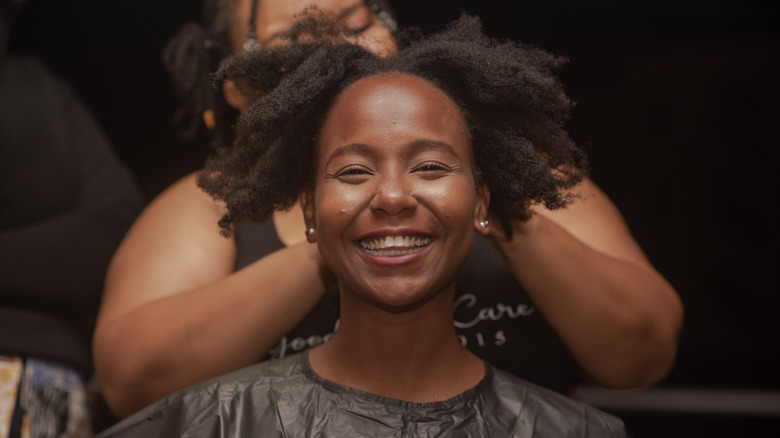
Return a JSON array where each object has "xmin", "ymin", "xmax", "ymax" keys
[{"xmin": 358, "ymin": 235, "xmax": 432, "ymax": 256}]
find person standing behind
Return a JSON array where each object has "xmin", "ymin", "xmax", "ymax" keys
[
  {"xmin": 97, "ymin": 15, "xmax": 625, "ymax": 436},
  {"xmin": 94, "ymin": 0, "xmax": 683, "ymax": 419}
]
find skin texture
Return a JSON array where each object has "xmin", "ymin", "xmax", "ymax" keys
[
  {"xmin": 304, "ymin": 73, "xmax": 488, "ymax": 401},
  {"xmin": 93, "ymin": 0, "xmax": 682, "ymax": 418},
  {"xmin": 306, "ymin": 74, "xmax": 485, "ymax": 312}
]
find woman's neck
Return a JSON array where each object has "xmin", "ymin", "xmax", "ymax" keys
[{"xmin": 308, "ymin": 289, "xmax": 485, "ymax": 403}]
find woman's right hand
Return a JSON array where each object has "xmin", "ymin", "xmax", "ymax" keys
[{"xmin": 93, "ymin": 173, "xmax": 332, "ymax": 418}]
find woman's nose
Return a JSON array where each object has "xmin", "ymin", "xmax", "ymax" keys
[{"xmin": 369, "ymin": 174, "xmax": 418, "ymax": 216}]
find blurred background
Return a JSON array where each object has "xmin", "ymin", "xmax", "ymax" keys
[{"xmin": 7, "ymin": 0, "xmax": 779, "ymax": 435}]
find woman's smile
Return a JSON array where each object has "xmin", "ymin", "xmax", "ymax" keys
[
  {"xmin": 303, "ymin": 72, "xmax": 489, "ymax": 310},
  {"xmin": 355, "ymin": 230, "xmax": 435, "ymax": 267},
  {"xmin": 358, "ymin": 234, "xmax": 433, "ymax": 256}
]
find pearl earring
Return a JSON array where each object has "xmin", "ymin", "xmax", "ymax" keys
[
  {"xmin": 479, "ymin": 219, "xmax": 489, "ymax": 228},
  {"xmin": 305, "ymin": 227, "xmax": 316, "ymax": 236}
]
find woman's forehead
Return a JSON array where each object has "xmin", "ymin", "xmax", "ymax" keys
[
  {"xmin": 336, "ymin": 74, "xmax": 461, "ymax": 116},
  {"xmin": 319, "ymin": 73, "xmax": 471, "ymax": 153}
]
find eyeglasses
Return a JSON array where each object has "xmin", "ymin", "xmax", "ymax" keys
[
  {"xmin": 242, "ymin": 0, "xmax": 397, "ymax": 52},
  {"xmin": 243, "ymin": 0, "xmax": 260, "ymax": 51}
]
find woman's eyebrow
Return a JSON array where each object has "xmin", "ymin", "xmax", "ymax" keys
[
  {"xmin": 324, "ymin": 139, "xmax": 460, "ymax": 168},
  {"xmin": 325, "ymin": 143, "xmax": 374, "ymax": 165},
  {"xmin": 261, "ymin": 3, "xmax": 367, "ymax": 45},
  {"xmin": 407, "ymin": 139, "xmax": 458, "ymax": 158}
]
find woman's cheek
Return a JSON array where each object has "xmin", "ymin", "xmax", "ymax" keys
[
  {"xmin": 316, "ymin": 183, "xmax": 367, "ymax": 227},
  {"xmin": 424, "ymin": 180, "xmax": 478, "ymax": 227}
]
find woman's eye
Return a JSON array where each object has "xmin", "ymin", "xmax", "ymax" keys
[
  {"xmin": 341, "ymin": 167, "xmax": 368, "ymax": 175},
  {"xmin": 345, "ymin": 22, "xmax": 373, "ymax": 36},
  {"xmin": 343, "ymin": 8, "xmax": 373, "ymax": 35},
  {"xmin": 336, "ymin": 166, "xmax": 372, "ymax": 182},
  {"xmin": 414, "ymin": 163, "xmax": 449, "ymax": 174}
]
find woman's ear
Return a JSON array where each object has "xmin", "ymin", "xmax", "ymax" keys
[
  {"xmin": 300, "ymin": 190, "xmax": 317, "ymax": 243},
  {"xmin": 222, "ymin": 80, "xmax": 250, "ymax": 113},
  {"xmin": 474, "ymin": 183, "xmax": 491, "ymax": 236}
]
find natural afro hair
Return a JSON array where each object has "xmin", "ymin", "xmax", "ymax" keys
[{"xmin": 198, "ymin": 13, "xmax": 588, "ymax": 236}]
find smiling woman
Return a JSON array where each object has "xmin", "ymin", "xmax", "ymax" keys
[
  {"xmin": 95, "ymin": 0, "xmax": 682, "ymax": 422},
  {"xmin": 96, "ymin": 14, "xmax": 625, "ymax": 437},
  {"xmin": 306, "ymin": 73, "xmax": 484, "ymax": 317},
  {"xmin": 296, "ymin": 72, "xmax": 488, "ymax": 401}
]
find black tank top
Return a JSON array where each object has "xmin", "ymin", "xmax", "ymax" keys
[{"xmin": 234, "ymin": 221, "xmax": 579, "ymax": 395}]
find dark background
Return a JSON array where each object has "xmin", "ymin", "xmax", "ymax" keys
[{"xmin": 8, "ymin": 0, "xmax": 780, "ymax": 435}]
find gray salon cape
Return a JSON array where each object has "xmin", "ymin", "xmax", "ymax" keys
[{"xmin": 98, "ymin": 352, "xmax": 625, "ymax": 437}]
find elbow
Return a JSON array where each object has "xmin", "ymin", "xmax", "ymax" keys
[
  {"xmin": 97, "ymin": 371, "xmax": 148, "ymax": 420},
  {"xmin": 640, "ymin": 282, "xmax": 685, "ymax": 386},
  {"xmin": 93, "ymin": 326, "xmax": 166, "ymax": 419},
  {"xmin": 622, "ymin": 322, "xmax": 682, "ymax": 388},
  {"xmin": 588, "ymin": 289, "xmax": 685, "ymax": 389}
]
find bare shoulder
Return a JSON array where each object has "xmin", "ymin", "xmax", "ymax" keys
[
  {"xmin": 99, "ymin": 172, "xmax": 236, "ymax": 323},
  {"xmin": 138, "ymin": 172, "xmax": 228, "ymax": 228},
  {"xmin": 538, "ymin": 178, "xmax": 650, "ymax": 266}
]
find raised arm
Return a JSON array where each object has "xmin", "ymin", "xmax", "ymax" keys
[
  {"xmin": 93, "ymin": 173, "xmax": 332, "ymax": 418},
  {"xmin": 489, "ymin": 177, "xmax": 683, "ymax": 388}
]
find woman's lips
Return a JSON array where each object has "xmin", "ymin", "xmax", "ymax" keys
[
  {"xmin": 354, "ymin": 232, "xmax": 435, "ymax": 266},
  {"xmin": 358, "ymin": 235, "xmax": 432, "ymax": 256}
]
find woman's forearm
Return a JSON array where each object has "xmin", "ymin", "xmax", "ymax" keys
[
  {"xmin": 490, "ymin": 180, "xmax": 683, "ymax": 388},
  {"xmin": 94, "ymin": 241, "xmax": 329, "ymax": 418},
  {"xmin": 494, "ymin": 216, "xmax": 682, "ymax": 387},
  {"xmin": 93, "ymin": 174, "xmax": 333, "ymax": 418}
]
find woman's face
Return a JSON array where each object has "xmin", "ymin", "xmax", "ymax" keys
[
  {"xmin": 232, "ymin": 0, "xmax": 396, "ymax": 55},
  {"xmin": 303, "ymin": 73, "xmax": 489, "ymax": 311}
]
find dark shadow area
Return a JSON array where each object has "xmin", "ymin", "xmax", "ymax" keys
[{"xmin": 8, "ymin": 0, "xmax": 209, "ymax": 199}]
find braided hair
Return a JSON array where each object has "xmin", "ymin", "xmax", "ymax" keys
[{"xmin": 198, "ymin": 13, "xmax": 589, "ymax": 236}]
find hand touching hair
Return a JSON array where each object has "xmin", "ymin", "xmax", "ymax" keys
[{"xmin": 198, "ymin": 14, "xmax": 588, "ymax": 236}]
